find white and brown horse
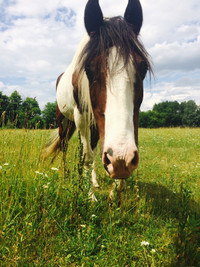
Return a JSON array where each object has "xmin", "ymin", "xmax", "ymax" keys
[{"xmin": 45, "ymin": 0, "xmax": 152, "ymax": 190}]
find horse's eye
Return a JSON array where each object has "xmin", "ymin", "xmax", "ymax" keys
[{"xmin": 85, "ymin": 65, "xmax": 94, "ymax": 82}]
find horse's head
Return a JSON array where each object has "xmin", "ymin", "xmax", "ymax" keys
[{"xmin": 75, "ymin": 0, "xmax": 152, "ymax": 179}]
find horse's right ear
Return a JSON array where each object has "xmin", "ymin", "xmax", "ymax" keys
[{"xmin": 84, "ymin": 0, "xmax": 103, "ymax": 35}]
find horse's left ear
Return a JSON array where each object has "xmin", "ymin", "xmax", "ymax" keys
[
  {"xmin": 124, "ymin": 0, "xmax": 143, "ymax": 35},
  {"xmin": 84, "ymin": 0, "xmax": 103, "ymax": 35}
]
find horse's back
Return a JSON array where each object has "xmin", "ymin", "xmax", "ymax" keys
[{"xmin": 56, "ymin": 34, "xmax": 90, "ymax": 120}]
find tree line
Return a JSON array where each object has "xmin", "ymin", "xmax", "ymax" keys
[
  {"xmin": 140, "ymin": 100, "xmax": 200, "ymax": 128},
  {"xmin": 1, "ymin": 90, "xmax": 200, "ymax": 129},
  {"xmin": 0, "ymin": 91, "xmax": 57, "ymax": 129}
]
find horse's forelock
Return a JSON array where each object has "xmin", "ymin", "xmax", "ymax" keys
[{"xmin": 76, "ymin": 16, "xmax": 152, "ymax": 82}]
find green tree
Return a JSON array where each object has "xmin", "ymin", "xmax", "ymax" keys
[
  {"xmin": 153, "ymin": 101, "xmax": 182, "ymax": 127},
  {"xmin": 42, "ymin": 101, "xmax": 57, "ymax": 128},
  {"xmin": 196, "ymin": 106, "xmax": 200, "ymax": 126},
  {"xmin": 181, "ymin": 100, "xmax": 199, "ymax": 127},
  {"xmin": 0, "ymin": 92, "xmax": 9, "ymax": 127},
  {"xmin": 140, "ymin": 100, "xmax": 200, "ymax": 128},
  {"xmin": 19, "ymin": 97, "xmax": 42, "ymax": 128},
  {"xmin": 7, "ymin": 91, "xmax": 22, "ymax": 127},
  {"xmin": 139, "ymin": 110, "xmax": 166, "ymax": 128}
]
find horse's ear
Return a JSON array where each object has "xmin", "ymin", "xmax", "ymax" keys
[
  {"xmin": 84, "ymin": 0, "xmax": 103, "ymax": 35},
  {"xmin": 124, "ymin": 0, "xmax": 143, "ymax": 35}
]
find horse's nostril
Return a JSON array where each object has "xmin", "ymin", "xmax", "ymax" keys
[
  {"xmin": 131, "ymin": 151, "xmax": 139, "ymax": 167},
  {"xmin": 103, "ymin": 152, "xmax": 112, "ymax": 175},
  {"xmin": 104, "ymin": 152, "xmax": 111, "ymax": 166},
  {"xmin": 104, "ymin": 164, "xmax": 110, "ymax": 174}
]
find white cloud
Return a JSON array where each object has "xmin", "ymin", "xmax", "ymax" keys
[
  {"xmin": 150, "ymin": 37, "xmax": 200, "ymax": 73},
  {"xmin": 0, "ymin": 0, "xmax": 200, "ymax": 111},
  {"xmin": 142, "ymin": 75, "xmax": 200, "ymax": 111}
]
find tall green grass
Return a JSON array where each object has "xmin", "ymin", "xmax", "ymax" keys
[{"xmin": 0, "ymin": 128, "xmax": 200, "ymax": 266}]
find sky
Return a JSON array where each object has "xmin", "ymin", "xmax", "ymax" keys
[{"xmin": 0, "ymin": 0, "xmax": 200, "ymax": 111}]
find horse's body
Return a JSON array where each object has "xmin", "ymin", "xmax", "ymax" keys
[{"xmin": 45, "ymin": 0, "xmax": 152, "ymax": 190}]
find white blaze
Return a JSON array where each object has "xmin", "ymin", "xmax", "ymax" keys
[{"xmin": 104, "ymin": 47, "xmax": 137, "ymax": 160}]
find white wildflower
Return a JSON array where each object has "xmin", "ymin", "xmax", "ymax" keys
[
  {"xmin": 43, "ymin": 182, "xmax": 50, "ymax": 189},
  {"xmin": 91, "ymin": 214, "xmax": 96, "ymax": 218},
  {"xmin": 0, "ymin": 166, "xmax": 2, "ymax": 169},
  {"xmin": 151, "ymin": 249, "xmax": 156, "ymax": 253},
  {"xmin": 4, "ymin": 163, "xmax": 9, "ymax": 166},
  {"xmin": 80, "ymin": 225, "xmax": 86, "ymax": 228},
  {"xmin": 35, "ymin": 171, "xmax": 43, "ymax": 175},
  {"xmin": 51, "ymin": 167, "xmax": 59, "ymax": 171},
  {"xmin": 141, "ymin": 241, "xmax": 150, "ymax": 246}
]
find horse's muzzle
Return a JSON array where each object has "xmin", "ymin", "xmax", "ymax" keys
[{"xmin": 103, "ymin": 149, "xmax": 139, "ymax": 179}]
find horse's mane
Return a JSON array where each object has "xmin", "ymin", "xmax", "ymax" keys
[{"xmin": 76, "ymin": 16, "xmax": 153, "ymax": 79}]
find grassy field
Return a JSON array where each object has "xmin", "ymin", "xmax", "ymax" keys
[{"xmin": 0, "ymin": 128, "xmax": 200, "ymax": 266}]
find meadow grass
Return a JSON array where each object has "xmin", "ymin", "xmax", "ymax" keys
[{"xmin": 0, "ymin": 128, "xmax": 200, "ymax": 266}]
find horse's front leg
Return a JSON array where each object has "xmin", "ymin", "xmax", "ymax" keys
[
  {"xmin": 74, "ymin": 107, "xmax": 93, "ymax": 166},
  {"xmin": 74, "ymin": 107, "xmax": 99, "ymax": 189},
  {"xmin": 108, "ymin": 179, "xmax": 126, "ymax": 206},
  {"xmin": 91, "ymin": 148, "xmax": 99, "ymax": 188}
]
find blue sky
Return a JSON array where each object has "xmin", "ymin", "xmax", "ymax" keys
[{"xmin": 0, "ymin": 0, "xmax": 200, "ymax": 110}]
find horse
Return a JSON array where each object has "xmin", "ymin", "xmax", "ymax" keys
[{"xmin": 44, "ymin": 0, "xmax": 152, "ymax": 194}]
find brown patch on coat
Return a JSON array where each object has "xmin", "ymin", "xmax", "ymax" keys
[
  {"xmin": 86, "ymin": 56, "xmax": 107, "ymax": 154},
  {"xmin": 72, "ymin": 63, "xmax": 106, "ymax": 153},
  {"xmin": 133, "ymin": 56, "xmax": 148, "ymax": 146},
  {"xmin": 72, "ymin": 70, "xmax": 83, "ymax": 114}
]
